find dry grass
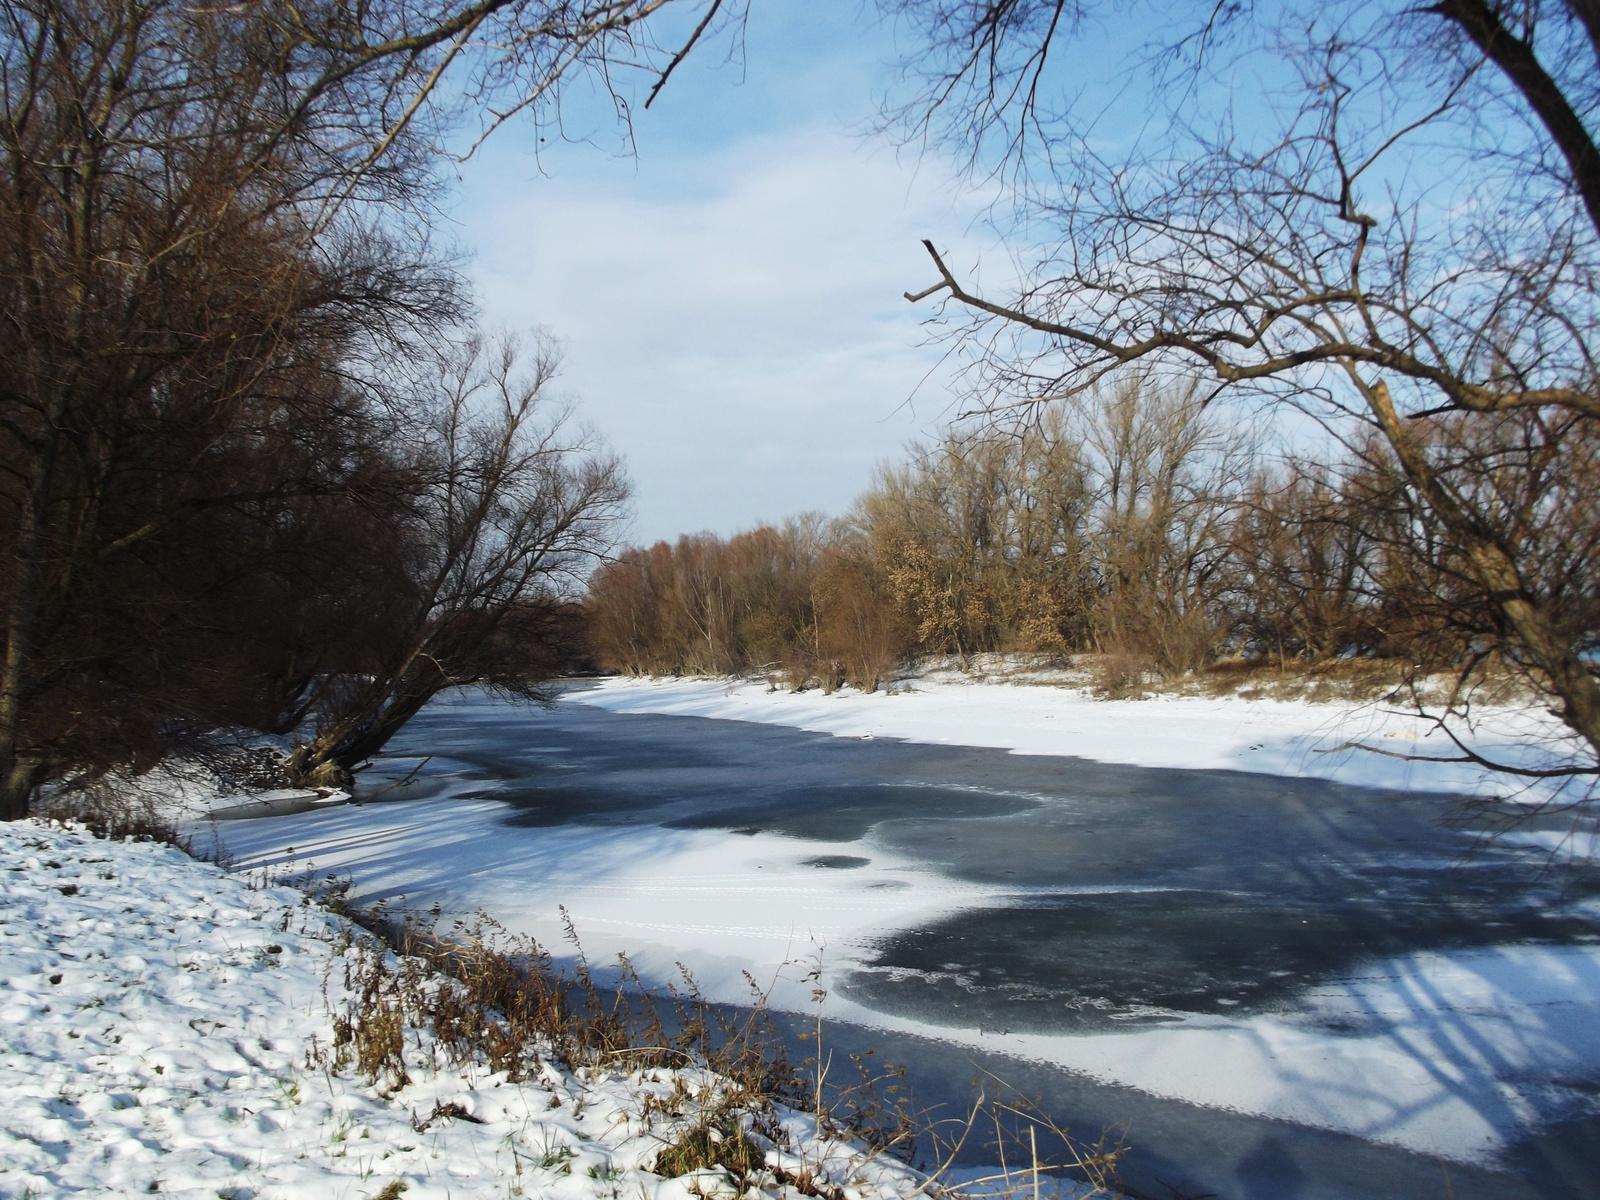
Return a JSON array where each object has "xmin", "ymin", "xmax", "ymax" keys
[
  {"xmin": 1086, "ymin": 651, "xmax": 1159, "ymax": 700},
  {"xmin": 35, "ymin": 777, "xmax": 187, "ymax": 847},
  {"xmin": 652, "ymin": 1116, "xmax": 766, "ymax": 1179},
  {"xmin": 934, "ymin": 650, "xmax": 1539, "ymax": 711},
  {"xmin": 301, "ymin": 894, "xmax": 1128, "ymax": 1197},
  {"xmin": 309, "ymin": 904, "xmax": 794, "ymax": 1101},
  {"xmin": 895, "ymin": 1063, "xmax": 1128, "ymax": 1200},
  {"xmin": 1194, "ymin": 655, "xmax": 1415, "ymax": 702},
  {"xmin": 1187, "ymin": 654, "xmax": 1539, "ymax": 708}
]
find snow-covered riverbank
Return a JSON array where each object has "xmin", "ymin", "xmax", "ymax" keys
[
  {"xmin": 29, "ymin": 674, "xmax": 1594, "ymax": 1195},
  {"xmin": 0, "ymin": 820, "xmax": 950, "ymax": 1200},
  {"xmin": 566, "ymin": 673, "xmax": 1590, "ymax": 802},
  {"xmin": 184, "ymin": 685, "xmax": 1600, "ymax": 1174}
]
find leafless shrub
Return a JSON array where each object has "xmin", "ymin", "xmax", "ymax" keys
[
  {"xmin": 779, "ymin": 652, "xmax": 817, "ymax": 693},
  {"xmin": 1086, "ymin": 651, "xmax": 1155, "ymax": 700},
  {"xmin": 35, "ymin": 774, "xmax": 186, "ymax": 846}
]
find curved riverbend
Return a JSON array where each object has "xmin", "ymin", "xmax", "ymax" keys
[{"xmin": 197, "ymin": 688, "xmax": 1600, "ymax": 1200}]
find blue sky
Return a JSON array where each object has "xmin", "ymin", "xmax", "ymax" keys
[
  {"xmin": 439, "ymin": 1, "xmax": 1501, "ymax": 546},
  {"xmin": 449, "ymin": 1, "xmax": 1004, "ymax": 546}
]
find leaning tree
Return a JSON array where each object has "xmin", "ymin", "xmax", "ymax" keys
[
  {"xmin": 893, "ymin": 0, "xmax": 1600, "ymax": 791},
  {"xmin": 285, "ymin": 334, "xmax": 629, "ymax": 787},
  {"xmin": 0, "ymin": 0, "xmax": 738, "ymax": 818}
]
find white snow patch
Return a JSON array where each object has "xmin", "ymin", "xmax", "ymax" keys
[
  {"xmin": 191, "ymin": 797, "xmax": 998, "ymax": 1017},
  {"xmin": 0, "ymin": 820, "xmax": 965, "ymax": 1200},
  {"xmin": 565, "ymin": 676, "xmax": 1591, "ymax": 800}
]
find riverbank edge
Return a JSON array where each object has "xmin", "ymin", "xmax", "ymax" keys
[
  {"xmin": 562, "ymin": 668, "xmax": 1591, "ymax": 808},
  {"xmin": 0, "ymin": 816, "xmax": 1112, "ymax": 1200}
]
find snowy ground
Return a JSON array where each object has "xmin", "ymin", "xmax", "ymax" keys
[
  {"xmin": 199, "ymin": 791, "xmax": 1600, "ymax": 1168},
  {"xmin": 178, "ymin": 679, "xmax": 1600, "ymax": 1175},
  {"xmin": 0, "ymin": 819, "xmax": 990, "ymax": 1200},
  {"xmin": 566, "ymin": 673, "xmax": 1592, "ymax": 803}
]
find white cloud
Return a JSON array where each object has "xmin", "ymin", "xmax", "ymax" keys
[{"xmin": 454, "ymin": 127, "xmax": 1000, "ymax": 545}]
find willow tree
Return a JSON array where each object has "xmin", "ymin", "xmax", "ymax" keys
[
  {"xmin": 0, "ymin": 0, "xmax": 736, "ymax": 818},
  {"xmin": 285, "ymin": 335, "xmax": 627, "ymax": 787}
]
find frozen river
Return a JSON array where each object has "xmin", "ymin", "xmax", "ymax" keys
[{"xmin": 200, "ymin": 687, "xmax": 1600, "ymax": 1200}]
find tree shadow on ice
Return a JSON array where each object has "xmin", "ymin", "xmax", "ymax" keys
[
  {"xmin": 193, "ymin": 798, "xmax": 721, "ymax": 908},
  {"xmin": 841, "ymin": 786, "xmax": 1600, "ymax": 1181}
]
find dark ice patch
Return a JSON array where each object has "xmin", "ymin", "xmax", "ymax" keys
[
  {"xmin": 843, "ymin": 888, "xmax": 1600, "ymax": 1034},
  {"xmin": 802, "ymin": 855, "xmax": 871, "ymax": 869}
]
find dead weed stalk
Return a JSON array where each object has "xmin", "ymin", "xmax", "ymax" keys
[{"xmin": 306, "ymin": 894, "xmax": 1128, "ymax": 1198}]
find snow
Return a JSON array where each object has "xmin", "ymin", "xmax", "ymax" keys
[
  {"xmin": 538, "ymin": 677, "xmax": 1600, "ymax": 1161},
  {"xmin": 61, "ymin": 672, "xmax": 1597, "ymax": 1181},
  {"xmin": 825, "ymin": 943, "xmax": 1600, "ymax": 1164},
  {"xmin": 189, "ymin": 797, "xmax": 994, "ymax": 1026},
  {"xmin": 194, "ymin": 785, "xmax": 1600, "ymax": 1167},
  {"xmin": 0, "ymin": 820, "xmax": 960, "ymax": 1200},
  {"xmin": 565, "ymin": 674, "xmax": 1592, "ymax": 801}
]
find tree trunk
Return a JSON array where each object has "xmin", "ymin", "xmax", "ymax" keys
[
  {"xmin": 0, "ymin": 754, "xmax": 44, "ymax": 822},
  {"xmin": 0, "ymin": 595, "xmax": 37, "ymax": 819},
  {"xmin": 0, "ymin": 438, "xmax": 51, "ymax": 821},
  {"xmin": 1365, "ymin": 379, "xmax": 1600, "ymax": 763},
  {"xmin": 285, "ymin": 652, "xmax": 452, "ymax": 789}
]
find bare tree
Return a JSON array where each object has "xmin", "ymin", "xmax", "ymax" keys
[
  {"xmin": 895, "ymin": 0, "xmax": 1600, "ymax": 785},
  {"xmin": 1232, "ymin": 463, "xmax": 1376, "ymax": 664},
  {"xmin": 0, "ymin": 0, "xmax": 738, "ymax": 817},
  {"xmin": 584, "ymin": 517, "xmax": 848, "ymax": 684},
  {"xmin": 286, "ymin": 333, "xmax": 628, "ymax": 785},
  {"xmin": 1074, "ymin": 380, "xmax": 1253, "ymax": 673}
]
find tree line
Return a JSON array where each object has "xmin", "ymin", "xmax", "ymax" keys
[
  {"xmin": 884, "ymin": 0, "xmax": 1600, "ymax": 784},
  {"xmin": 6, "ymin": 0, "xmax": 1598, "ymax": 815},
  {"xmin": 586, "ymin": 379, "xmax": 1600, "ymax": 708},
  {"xmin": 0, "ymin": 0, "xmax": 734, "ymax": 819}
]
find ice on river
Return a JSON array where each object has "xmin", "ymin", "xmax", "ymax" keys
[
  {"xmin": 566, "ymin": 674, "xmax": 1588, "ymax": 801},
  {"xmin": 175, "ymin": 676, "xmax": 1600, "ymax": 1172},
  {"xmin": 199, "ymin": 788, "xmax": 1600, "ymax": 1167}
]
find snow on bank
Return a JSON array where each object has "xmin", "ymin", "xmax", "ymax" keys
[
  {"xmin": 197, "ymin": 777, "xmax": 1600, "ymax": 1167},
  {"xmin": 0, "ymin": 820, "xmax": 949, "ymax": 1200},
  {"xmin": 566, "ymin": 675, "xmax": 1590, "ymax": 799},
  {"xmin": 189, "ymin": 797, "xmax": 1000, "ymax": 1020}
]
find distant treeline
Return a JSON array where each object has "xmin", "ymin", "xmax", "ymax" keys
[{"xmin": 585, "ymin": 381, "xmax": 1600, "ymax": 693}]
